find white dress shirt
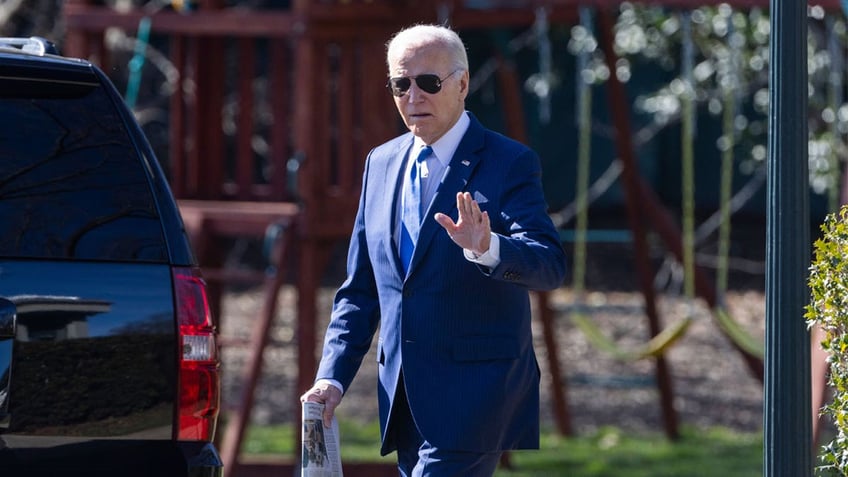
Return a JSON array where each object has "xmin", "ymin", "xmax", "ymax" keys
[{"xmin": 405, "ymin": 111, "xmax": 500, "ymax": 269}]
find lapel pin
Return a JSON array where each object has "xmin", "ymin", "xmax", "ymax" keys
[{"xmin": 461, "ymin": 160, "xmax": 470, "ymax": 166}]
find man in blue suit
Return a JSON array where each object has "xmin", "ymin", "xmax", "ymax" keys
[{"xmin": 300, "ymin": 24, "xmax": 567, "ymax": 476}]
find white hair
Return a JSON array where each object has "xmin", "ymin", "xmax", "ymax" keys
[{"xmin": 386, "ymin": 24, "xmax": 469, "ymax": 73}]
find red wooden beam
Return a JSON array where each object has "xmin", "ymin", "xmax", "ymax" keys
[
  {"xmin": 269, "ymin": 39, "xmax": 291, "ymax": 202},
  {"xmin": 63, "ymin": 3, "xmax": 425, "ymax": 39},
  {"xmin": 170, "ymin": 36, "xmax": 187, "ymax": 198},
  {"xmin": 178, "ymin": 200, "xmax": 300, "ymax": 237},
  {"xmin": 218, "ymin": 217, "xmax": 296, "ymax": 477},
  {"xmin": 597, "ymin": 7, "xmax": 681, "ymax": 440},
  {"xmin": 194, "ymin": 37, "xmax": 226, "ymax": 199},
  {"xmin": 63, "ymin": 5, "xmax": 298, "ymax": 37},
  {"xmin": 65, "ymin": 0, "xmax": 843, "ymax": 42},
  {"xmin": 236, "ymin": 38, "xmax": 257, "ymax": 201}
]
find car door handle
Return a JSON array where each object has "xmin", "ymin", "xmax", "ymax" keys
[{"xmin": 0, "ymin": 297, "xmax": 16, "ymax": 428}]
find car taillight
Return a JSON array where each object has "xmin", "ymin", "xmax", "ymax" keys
[{"xmin": 173, "ymin": 267, "xmax": 220, "ymax": 441}]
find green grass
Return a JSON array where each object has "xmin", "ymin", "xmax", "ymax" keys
[{"xmin": 243, "ymin": 421, "xmax": 763, "ymax": 476}]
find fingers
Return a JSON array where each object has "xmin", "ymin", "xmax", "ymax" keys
[
  {"xmin": 458, "ymin": 192, "xmax": 480, "ymax": 223},
  {"xmin": 320, "ymin": 386, "xmax": 342, "ymax": 428},
  {"xmin": 475, "ymin": 211, "xmax": 492, "ymax": 255},
  {"xmin": 457, "ymin": 191, "xmax": 471, "ymax": 219},
  {"xmin": 300, "ymin": 385, "xmax": 323, "ymax": 403},
  {"xmin": 300, "ymin": 384, "xmax": 343, "ymax": 428},
  {"xmin": 437, "ymin": 192, "xmax": 491, "ymax": 253},
  {"xmin": 434, "ymin": 212, "xmax": 456, "ymax": 231},
  {"xmin": 323, "ymin": 403, "xmax": 339, "ymax": 428},
  {"xmin": 457, "ymin": 192, "xmax": 486, "ymax": 225},
  {"xmin": 435, "ymin": 192, "xmax": 472, "ymax": 230}
]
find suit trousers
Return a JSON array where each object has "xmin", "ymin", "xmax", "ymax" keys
[{"xmin": 392, "ymin": 372, "xmax": 503, "ymax": 477}]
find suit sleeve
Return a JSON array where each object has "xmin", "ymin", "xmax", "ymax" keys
[
  {"xmin": 487, "ymin": 148, "xmax": 567, "ymax": 291},
  {"xmin": 314, "ymin": 156, "xmax": 381, "ymax": 392}
]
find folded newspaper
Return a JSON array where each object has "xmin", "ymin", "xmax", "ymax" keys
[{"xmin": 301, "ymin": 401, "xmax": 343, "ymax": 477}]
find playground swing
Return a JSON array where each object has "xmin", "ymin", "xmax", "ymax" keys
[
  {"xmin": 466, "ymin": 6, "xmax": 763, "ymax": 364},
  {"xmin": 651, "ymin": 10, "xmax": 766, "ymax": 357},
  {"xmin": 705, "ymin": 8, "xmax": 848, "ymax": 363},
  {"xmin": 710, "ymin": 12, "xmax": 765, "ymax": 359},
  {"xmin": 568, "ymin": 8, "xmax": 764, "ymax": 362},
  {"xmin": 567, "ymin": 9, "xmax": 696, "ymax": 362}
]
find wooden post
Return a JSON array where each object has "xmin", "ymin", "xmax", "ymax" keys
[{"xmin": 597, "ymin": 7, "xmax": 679, "ymax": 440}]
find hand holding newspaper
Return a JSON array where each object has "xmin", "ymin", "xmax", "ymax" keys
[{"xmin": 301, "ymin": 401, "xmax": 343, "ymax": 477}]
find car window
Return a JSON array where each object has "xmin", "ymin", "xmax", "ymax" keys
[{"xmin": 0, "ymin": 81, "xmax": 168, "ymax": 261}]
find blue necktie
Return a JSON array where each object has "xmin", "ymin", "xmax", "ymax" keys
[{"xmin": 400, "ymin": 145, "xmax": 432, "ymax": 274}]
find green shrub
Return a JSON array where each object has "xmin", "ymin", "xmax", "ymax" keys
[{"xmin": 807, "ymin": 205, "xmax": 848, "ymax": 476}]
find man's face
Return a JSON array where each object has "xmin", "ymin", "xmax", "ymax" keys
[{"xmin": 388, "ymin": 44, "xmax": 468, "ymax": 144}]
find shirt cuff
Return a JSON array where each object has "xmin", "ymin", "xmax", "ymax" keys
[
  {"xmin": 316, "ymin": 378, "xmax": 344, "ymax": 395},
  {"xmin": 464, "ymin": 233, "xmax": 501, "ymax": 268}
]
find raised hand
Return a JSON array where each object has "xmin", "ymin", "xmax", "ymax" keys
[{"xmin": 434, "ymin": 192, "xmax": 491, "ymax": 256}]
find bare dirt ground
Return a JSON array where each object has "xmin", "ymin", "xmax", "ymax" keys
[{"xmin": 217, "ymin": 231, "xmax": 770, "ymax": 436}]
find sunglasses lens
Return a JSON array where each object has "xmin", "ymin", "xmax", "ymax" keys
[
  {"xmin": 415, "ymin": 75, "xmax": 441, "ymax": 94},
  {"xmin": 388, "ymin": 74, "xmax": 444, "ymax": 96},
  {"xmin": 388, "ymin": 77, "xmax": 412, "ymax": 96}
]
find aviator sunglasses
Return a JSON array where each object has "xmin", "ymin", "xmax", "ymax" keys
[{"xmin": 387, "ymin": 70, "xmax": 461, "ymax": 97}]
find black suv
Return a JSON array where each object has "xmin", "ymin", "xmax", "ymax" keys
[{"xmin": 0, "ymin": 37, "xmax": 222, "ymax": 476}]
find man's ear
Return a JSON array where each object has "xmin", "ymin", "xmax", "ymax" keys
[{"xmin": 459, "ymin": 70, "xmax": 470, "ymax": 99}]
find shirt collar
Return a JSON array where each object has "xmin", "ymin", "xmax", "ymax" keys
[{"xmin": 413, "ymin": 111, "xmax": 470, "ymax": 168}]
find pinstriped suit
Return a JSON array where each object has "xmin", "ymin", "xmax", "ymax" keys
[{"xmin": 315, "ymin": 113, "xmax": 567, "ymax": 455}]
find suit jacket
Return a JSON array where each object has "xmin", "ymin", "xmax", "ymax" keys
[{"xmin": 315, "ymin": 113, "xmax": 567, "ymax": 454}]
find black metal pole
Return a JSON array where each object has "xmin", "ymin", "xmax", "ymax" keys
[{"xmin": 764, "ymin": 0, "xmax": 811, "ymax": 475}]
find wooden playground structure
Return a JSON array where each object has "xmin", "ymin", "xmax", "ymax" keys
[{"xmin": 61, "ymin": 0, "xmax": 839, "ymax": 475}]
